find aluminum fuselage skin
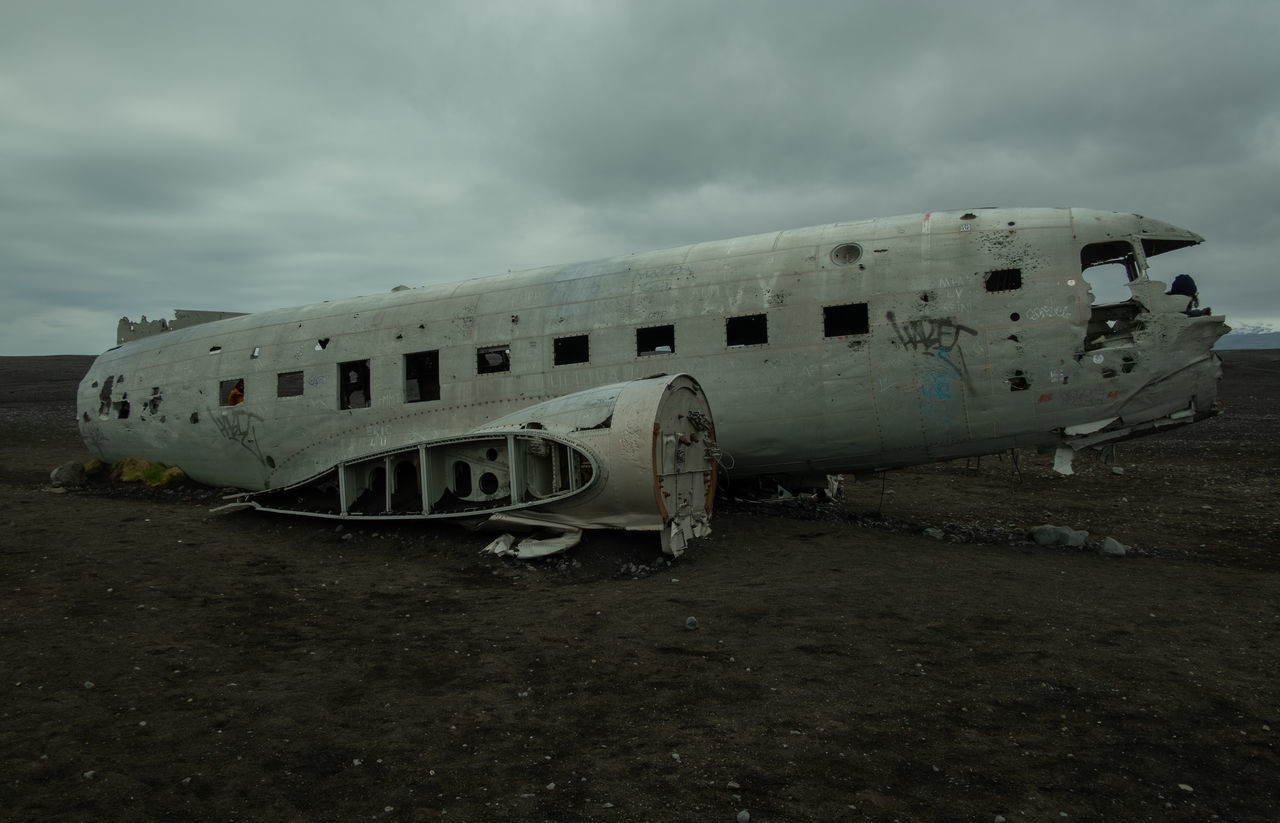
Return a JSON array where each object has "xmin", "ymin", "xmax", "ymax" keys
[{"xmin": 78, "ymin": 207, "xmax": 1227, "ymax": 492}]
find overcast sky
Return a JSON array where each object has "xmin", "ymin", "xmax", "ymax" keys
[{"xmin": 3, "ymin": 0, "xmax": 1279, "ymax": 356}]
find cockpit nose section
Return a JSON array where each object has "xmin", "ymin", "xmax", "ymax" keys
[
  {"xmin": 1060, "ymin": 211, "xmax": 1229, "ymax": 471},
  {"xmin": 1132, "ymin": 214, "xmax": 1205, "ymax": 252}
]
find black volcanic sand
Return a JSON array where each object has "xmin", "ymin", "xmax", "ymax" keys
[{"xmin": 1, "ymin": 352, "xmax": 1277, "ymax": 822}]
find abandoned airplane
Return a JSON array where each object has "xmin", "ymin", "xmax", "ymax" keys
[{"xmin": 78, "ymin": 207, "xmax": 1229, "ymax": 555}]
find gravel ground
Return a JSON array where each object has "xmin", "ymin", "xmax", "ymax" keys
[{"xmin": 1, "ymin": 351, "xmax": 1277, "ymax": 822}]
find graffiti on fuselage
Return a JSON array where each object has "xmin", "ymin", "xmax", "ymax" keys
[
  {"xmin": 211, "ymin": 407, "xmax": 268, "ymax": 466},
  {"xmin": 885, "ymin": 311, "xmax": 978, "ymax": 378}
]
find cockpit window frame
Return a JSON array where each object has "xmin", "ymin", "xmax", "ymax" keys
[{"xmin": 1081, "ymin": 240, "xmax": 1143, "ymax": 283}]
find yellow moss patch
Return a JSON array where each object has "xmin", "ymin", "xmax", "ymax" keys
[
  {"xmin": 113, "ymin": 458, "xmax": 187, "ymax": 487},
  {"xmin": 158, "ymin": 466, "xmax": 187, "ymax": 486}
]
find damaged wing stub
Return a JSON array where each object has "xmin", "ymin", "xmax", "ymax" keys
[{"xmin": 214, "ymin": 374, "xmax": 717, "ymax": 556}]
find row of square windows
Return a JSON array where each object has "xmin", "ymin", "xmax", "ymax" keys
[{"xmin": 218, "ymin": 303, "xmax": 872, "ymax": 407}]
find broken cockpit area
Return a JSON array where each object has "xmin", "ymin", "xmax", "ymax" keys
[
  {"xmin": 216, "ymin": 374, "xmax": 719, "ymax": 557},
  {"xmin": 1078, "ymin": 226, "xmax": 1211, "ymax": 351},
  {"xmin": 1055, "ymin": 225, "xmax": 1230, "ymax": 472}
]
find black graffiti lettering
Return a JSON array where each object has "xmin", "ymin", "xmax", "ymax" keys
[
  {"xmin": 886, "ymin": 311, "xmax": 977, "ymax": 352},
  {"xmin": 886, "ymin": 312, "xmax": 978, "ymax": 377},
  {"xmin": 212, "ymin": 408, "xmax": 268, "ymax": 465}
]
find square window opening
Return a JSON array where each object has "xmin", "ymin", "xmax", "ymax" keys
[
  {"xmin": 985, "ymin": 268, "xmax": 1023, "ymax": 292},
  {"xmin": 726, "ymin": 314, "xmax": 768, "ymax": 348},
  {"xmin": 554, "ymin": 334, "xmax": 590, "ymax": 366},
  {"xmin": 823, "ymin": 303, "xmax": 869, "ymax": 337},
  {"xmin": 477, "ymin": 345, "xmax": 511, "ymax": 374},
  {"xmin": 220, "ymin": 377, "xmax": 246, "ymax": 406},
  {"xmin": 637, "ymin": 325, "xmax": 675, "ymax": 356},
  {"xmin": 277, "ymin": 371, "xmax": 304, "ymax": 398}
]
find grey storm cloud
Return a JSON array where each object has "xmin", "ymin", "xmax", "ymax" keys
[{"xmin": 2, "ymin": 0, "xmax": 1280, "ymax": 355}]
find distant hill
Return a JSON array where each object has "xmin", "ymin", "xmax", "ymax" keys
[{"xmin": 1215, "ymin": 324, "xmax": 1280, "ymax": 350}]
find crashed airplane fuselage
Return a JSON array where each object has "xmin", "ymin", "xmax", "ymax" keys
[{"xmin": 77, "ymin": 207, "xmax": 1229, "ymax": 553}]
